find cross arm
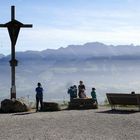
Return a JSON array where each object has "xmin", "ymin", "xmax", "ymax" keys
[
  {"xmin": 21, "ymin": 24, "xmax": 33, "ymax": 28},
  {"xmin": 0, "ymin": 24, "xmax": 6, "ymax": 27}
]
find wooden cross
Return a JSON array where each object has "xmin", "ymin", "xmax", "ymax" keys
[{"xmin": 0, "ymin": 6, "xmax": 33, "ymax": 99}]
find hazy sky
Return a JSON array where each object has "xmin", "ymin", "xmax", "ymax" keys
[{"xmin": 0, "ymin": 0, "xmax": 140, "ymax": 55}]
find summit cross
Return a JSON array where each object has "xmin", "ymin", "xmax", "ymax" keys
[{"xmin": 0, "ymin": 6, "xmax": 33, "ymax": 99}]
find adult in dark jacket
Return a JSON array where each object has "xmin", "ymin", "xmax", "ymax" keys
[
  {"xmin": 73, "ymin": 85, "xmax": 77, "ymax": 98},
  {"xmin": 35, "ymin": 82, "xmax": 43, "ymax": 112},
  {"xmin": 68, "ymin": 86, "xmax": 75, "ymax": 101},
  {"xmin": 78, "ymin": 81, "xmax": 86, "ymax": 98}
]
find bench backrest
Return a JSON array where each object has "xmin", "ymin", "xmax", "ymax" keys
[{"xmin": 106, "ymin": 93, "xmax": 140, "ymax": 105}]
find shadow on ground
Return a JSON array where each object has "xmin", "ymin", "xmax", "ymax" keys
[
  {"xmin": 96, "ymin": 109, "xmax": 139, "ymax": 114},
  {"xmin": 12, "ymin": 112, "xmax": 36, "ymax": 116}
]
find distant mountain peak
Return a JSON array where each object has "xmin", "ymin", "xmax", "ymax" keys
[{"xmin": 84, "ymin": 42, "xmax": 106, "ymax": 47}]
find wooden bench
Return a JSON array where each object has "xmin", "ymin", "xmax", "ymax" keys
[
  {"xmin": 106, "ymin": 93, "xmax": 140, "ymax": 110},
  {"xmin": 68, "ymin": 98, "xmax": 98, "ymax": 109}
]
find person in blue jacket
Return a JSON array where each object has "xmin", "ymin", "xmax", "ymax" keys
[
  {"xmin": 68, "ymin": 85, "xmax": 78, "ymax": 101},
  {"xmin": 35, "ymin": 82, "xmax": 43, "ymax": 112}
]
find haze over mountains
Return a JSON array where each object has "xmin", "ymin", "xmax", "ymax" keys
[
  {"xmin": 0, "ymin": 54, "xmax": 5, "ymax": 59},
  {"xmin": 1, "ymin": 42, "xmax": 140, "ymax": 103}
]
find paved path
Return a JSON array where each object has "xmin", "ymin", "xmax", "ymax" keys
[{"xmin": 0, "ymin": 107, "xmax": 140, "ymax": 140}]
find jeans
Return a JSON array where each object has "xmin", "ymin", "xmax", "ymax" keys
[{"xmin": 36, "ymin": 97, "xmax": 43, "ymax": 111}]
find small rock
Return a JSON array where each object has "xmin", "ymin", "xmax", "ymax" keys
[{"xmin": 42, "ymin": 102, "xmax": 61, "ymax": 111}]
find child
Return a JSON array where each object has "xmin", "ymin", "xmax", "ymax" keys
[{"xmin": 91, "ymin": 88, "xmax": 97, "ymax": 104}]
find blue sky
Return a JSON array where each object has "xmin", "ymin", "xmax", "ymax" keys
[{"xmin": 1, "ymin": 0, "xmax": 140, "ymax": 55}]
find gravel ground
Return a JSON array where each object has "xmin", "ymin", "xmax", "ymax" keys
[{"xmin": 0, "ymin": 107, "xmax": 140, "ymax": 140}]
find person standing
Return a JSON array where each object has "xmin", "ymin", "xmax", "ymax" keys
[
  {"xmin": 91, "ymin": 87, "xmax": 97, "ymax": 104},
  {"xmin": 68, "ymin": 86, "xmax": 75, "ymax": 101},
  {"xmin": 35, "ymin": 82, "xmax": 43, "ymax": 112},
  {"xmin": 78, "ymin": 81, "xmax": 86, "ymax": 98},
  {"xmin": 73, "ymin": 85, "xmax": 77, "ymax": 98}
]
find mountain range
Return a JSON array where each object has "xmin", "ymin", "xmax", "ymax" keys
[{"xmin": 1, "ymin": 42, "xmax": 140, "ymax": 61}]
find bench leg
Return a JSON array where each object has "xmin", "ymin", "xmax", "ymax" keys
[
  {"xmin": 138, "ymin": 106, "xmax": 140, "ymax": 111},
  {"xmin": 111, "ymin": 105, "xmax": 116, "ymax": 110}
]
